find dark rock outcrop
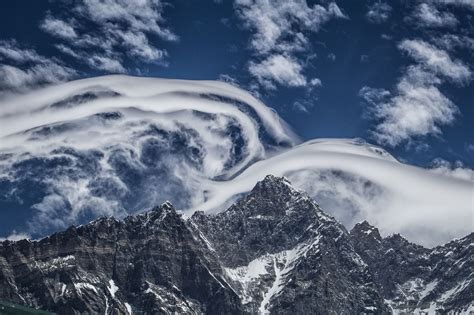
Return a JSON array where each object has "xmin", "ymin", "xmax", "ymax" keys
[
  {"xmin": 0, "ymin": 202, "xmax": 242, "ymax": 314},
  {"xmin": 351, "ymin": 221, "xmax": 474, "ymax": 313},
  {"xmin": 192, "ymin": 175, "xmax": 389, "ymax": 314},
  {"xmin": 0, "ymin": 175, "xmax": 472, "ymax": 314}
]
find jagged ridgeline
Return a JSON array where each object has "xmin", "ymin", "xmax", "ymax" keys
[{"xmin": 0, "ymin": 176, "xmax": 472, "ymax": 314}]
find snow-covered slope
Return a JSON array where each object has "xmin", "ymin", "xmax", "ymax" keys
[{"xmin": 0, "ymin": 75, "xmax": 472, "ymax": 247}]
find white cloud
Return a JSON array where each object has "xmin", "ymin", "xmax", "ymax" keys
[
  {"xmin": 366, "ymin": 1, "xmax": 392, "ymax": 24},
  {"xmin": 399, "ymin": 39, "xmax": 471, "ymax": 83},
  {"xmin": 410, "ymin": 3, "xmax": 458, "ymax": 28},
  {"xmin": 292, "ymin": 98, "xmax": 317, "ymax": 113},
  {"xmin": 218, "ymin": 74, "xmax": 240, "ymax": 86},
  {"xmin": 0, "ymin": 231, "xmax": 30, "ymax": 242},
  {"xmin": 88, "ymin": 55, "xmax": 127, "ymax": 73},
  {"xmin": 360, "ymin": 39, "xmax": 471, "ymax": 146},
  {"xmin": 30, "ymin": 178, "xmax": 128, "ymax": 233},
  {"xmin": 0, "ymin": 76, "xmax": 470, "ymax": 247},
  {"xmin": 359, "ymin": 86, "xmax": 391, "ymax": 107},
  {"xmin": 433, "ymin": 0, "xmax": 474, "ymax": 10},
  {"xmin": 197, "ymin": 138, "xmax": 473, "ymax": 247},
  {"xmin": 40, "ymin": 0, "xmax": 177, "ymax": 72},
  {"xmin": 55, "ymin": 43, "xmax": 125, "ymax": 73},
  {"xmin": 0, "ymin": 40, "xmax": 76, "ymax": 90},
  {"xmin": 309, "ymin": 78, "xmax": 322, "ymax": 87},
  {"xmin": 466, "ymin": 143, "xmax": 474, "ymax": 153},
  {"xmin": 235, "ymin": 0, "xmax": 346, "ymax": 89},
  {"xmin": 40, "ymin": 16, "xmax": 78, "ymax": 39},
  {"xmin": 249, "ymin": 54, "xmax": 307, "ymax": 89},
  {"xmin": 78, "ymin": 0, "xmax": 177, "ymax": 41},
  {"xmin": 0, "ymin": 75, "xmax": 299, "ymax": 234},
  {"xmin": 116, "ymin": 30, "xmax": 166, "ymax": 62},
  {"xmin": 0, "ymin": 64, "xmax": 77, "ymax": 90},
  {"xmin": 0, "ymin": 40, "xmax": 46, "ymax": 63},
  {"xmin": 436, "ymin": 34, "xmax": 474, "ymax": 52},
  {"xmin": 368, "ymin": 70, "xmax": 458, "ymax": 146},
  {"xmin": 429, "ymin": 158, "xmax": 474, "ymax": 181}
]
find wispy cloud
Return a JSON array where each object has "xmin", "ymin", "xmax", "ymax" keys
[
  {"xmin": 249, "ymin": 54, "xmax": 308, "ymax": 90},
  {"xmin": 0, "ymin": 75, "xmax": 298, "ymax": 236},
  {"xmin": 39, "ymin": 0, "xmax": 177, "ymax": 73},
  {"xmin": 409, "ymin": 3, "xmax": 458, "ymax": 28},
  {"xmin": 433, "ymin": 0, "xmax": 474, "ymax": 10},
  {"xmin": 366, "ymin": 1, "xmax": 392, "ymax": 24},
  {"xmin": 40, "ymin": 16, "xmax": 78, "ymax": 39},
  {"xmin": 0, "ymin": 40, "xmax": 76, "ymax": 90},
  {"xmin": 399, "ymin": 39, "xmax": 470, "ymax": 83},
  {"xmin": 360, "ymin": 39, "xmax": 471, "ymax": 147},
  {"xmin": 235, "ymin": 0, "xmax": 346, "ymax": 90},
  {"xmin": 0, "ymin": 231, "xmax": 30, "ymax": 241}
]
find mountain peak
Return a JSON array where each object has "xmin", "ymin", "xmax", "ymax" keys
[
  {"xmin": 233, "ymin": 174, "xmax": 311, "ymax": 218},
  {"xmin": 161, "ymin": 200, "xmax": 175, "ymax": 211},
  {"xmin": 252, "ymin": 174, "xmax": 295, "ymax": 195},
  {"xmin": 191, "ymin": 175, "xmax": 338, "ymax": 267},
  {"xmin": 351, "ymin": 220, "xmax": 382, "ymax": 241}
]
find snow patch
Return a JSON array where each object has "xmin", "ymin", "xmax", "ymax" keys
[
  {"xmin": 74, "ymin": 282, "xmax": 98, "ymax": 296},
  {"xmin": 108, "ymin": 279, "xmax": 118, "ymax": 298},
  {"xmin": 125, "ymin": 302, "xmax": 132, "ymax": 314}
]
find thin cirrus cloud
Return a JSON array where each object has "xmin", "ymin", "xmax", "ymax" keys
[
  {"xmin": 365, "ymin": 1, "xmax": 392, "ymax": 24},
  {"xmin": 360, "ymin": 39, "xmax": 471, "ymax": 147},
  {"xmin": 0, "ymin": 40, "xmax": 77, "ymax": 90},
  {"xmin": 409, "ymin": 3, "xmax": 458, "ymax": 28},
  {"xmin": 433, "ymin": 0, "xmax": 474, "ymax": 10},
  {"xmin": 39, "ymin": 0, "xmax": 177, "ymax": 73},
  {"xmin": 235, "ymin": 0, "xmax": 346, "ymax": 90},
  {"xmin": 40, "ymin": 16, "xmax": 78, "ymax": 39}
]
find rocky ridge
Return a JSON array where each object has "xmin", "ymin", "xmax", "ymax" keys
[
  {"xmin": 351, "ymin": 220, "xmax": 474, "ymax": 314},
  {"xmin": 0, "ymin": 175, "xmax": 472, "ymax": 314}
]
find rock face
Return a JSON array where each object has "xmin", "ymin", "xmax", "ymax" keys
[
  {"xmin": 0, "ymin": 202, "xmax": 242, "ymax": 314},
  {"xmin": 351, "ymin": 221, "xmax": 474, "ymax": 314},
  {"xmin": 191, "ymin": 175, "xmax": 388, "ymax": 314},
  {"xmin": 0, "ymin": 175, "xmax": 472, "ymax": 314}
]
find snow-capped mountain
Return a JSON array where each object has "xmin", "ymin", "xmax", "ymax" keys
[
  {"xmin": 191, "ymin": 175, "xmax": 388, "ymax": 314},
  {"xmin": 0, "ymin": 76, "xmax": 472, "ymax": 247},
  {"xmin": 351, "ymin": 221, "xmax": 474, "ymax": 314},
  {"xmin": 0, "ymin": 175, "xmax": 471, "ymax": 314}
]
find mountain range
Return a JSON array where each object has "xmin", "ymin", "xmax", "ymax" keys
[{"xmin": 0, "ymin": 175, "xmax": 472, "ymax": 314}]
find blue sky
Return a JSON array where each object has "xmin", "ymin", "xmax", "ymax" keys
[
  {"xmin": 1, "ymin": 0, "xmax": 473, "ymax": 170},
  {"xmin": 0, "ymin": 0, "xmax": 473, "ymax": 242}
]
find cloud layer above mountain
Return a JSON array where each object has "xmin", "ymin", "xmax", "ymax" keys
[{"xmin": 0, "ymin": 76, "xmax": 471, "ymax": 247}]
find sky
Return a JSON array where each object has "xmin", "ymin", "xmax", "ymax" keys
[
  {"xmin": 0, "ymin": 0, "xmax": 473, "ymax": 243},
  {"xmin": 0, "ymin": 0, "xmax": 473, "ymax": 168}
]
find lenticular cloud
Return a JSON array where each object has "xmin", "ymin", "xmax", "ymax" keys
[
  {"xmin": 0, "ymin": 75, "xmax": 297, "ymax": 235},
  {"xmin": 0, "ymin": 75, "xmax": 471, "ymax": 247}
]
